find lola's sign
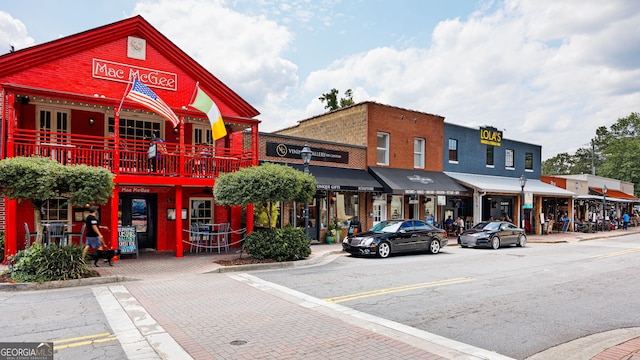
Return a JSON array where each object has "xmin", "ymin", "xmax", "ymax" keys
[
  {"xmin": 92, "ymin": 59, "xmax": 177, "ymax": 91},
  {"xmin": 479, "ymin": 126, "xmax": 502, "ymax": 146}
]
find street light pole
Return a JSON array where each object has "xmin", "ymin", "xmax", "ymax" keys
[
  {"xmin": 300, "ymin": 144, "xmax": 312, "ymax": 239},
  {"xmin": 603, "ymin": 184, "xmax": 607, "ymax": 228},
  {"xmin": 519, "ymin": 175, "xmax": 527, "ymax": 230}
]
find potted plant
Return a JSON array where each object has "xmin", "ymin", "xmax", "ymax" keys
[{"xmin": 325, "ymin": 219, "xmax": 341, "ymax": 244}]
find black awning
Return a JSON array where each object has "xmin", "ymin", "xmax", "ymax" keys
[
  {"xmin": 289, "ymin": 164, "xmax": 384, "ymax": 192},
  {"xmin": 369, "ymin": 167, "xmax": 469, "ymax": 195}
]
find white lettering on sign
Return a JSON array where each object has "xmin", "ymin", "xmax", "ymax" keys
[
  {"xmin": 92, "ymin": 59, "xmax": 177, "ymax": 91},
  {"xmin": 120, "ymin": 187, "xmax": 151, "ymax": 193}
]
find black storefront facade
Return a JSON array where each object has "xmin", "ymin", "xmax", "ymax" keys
[
  {"xmin": 368, "ymin": 167, "xmax": 470, "ymax": 228},
  {"xmin": 259, "ymin": 133, "xmax": 384, "ymax": 241}
]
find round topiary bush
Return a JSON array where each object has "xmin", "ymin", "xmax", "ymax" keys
[{"xmin": 243, "ymin": 226, "xmax": 311, "ymax": 262}]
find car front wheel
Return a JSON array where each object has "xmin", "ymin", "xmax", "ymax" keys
[
  {"xmin": 428, "ymin": 239, "xmax": 441, "ymax": 254},
  {"xmin": 490, "ymin": 236, "xmax": 500, "ymax": 250},
  {"xmin": 517, "ymin": 234, "xmax": 527, "ymax": 247},
  {"xmin": 377, "ymin": 241, "xmax": 391, "ymax": 258}
]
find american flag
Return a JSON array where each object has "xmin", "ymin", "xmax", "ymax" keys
[{"xmin": 126, "ymin": 79, "xmax": 180, "ymax": 127}]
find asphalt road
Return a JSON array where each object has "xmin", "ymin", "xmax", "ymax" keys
[
  {"xmin": 252, "ymin": 233, "xmax": 640, "ymax": 359},
  {"xmin": 0, "ymin": 286, "xmax": 128, "ymax": 360}
]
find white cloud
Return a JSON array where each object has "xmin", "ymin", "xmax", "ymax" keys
[
  {"xmin": 3, "ymin": 0, "xmax": 639, "ymax": 160},
  {"xmin": 296, "ymin": 0, "xmax": 640, "ymax": 158},
  {"xmin": 134, "ymin": 0, "xmax": 299, "ymax": 112},
  {"xmin": 0, "ymin": 11, "xmax": 34, "ymax": 52}
]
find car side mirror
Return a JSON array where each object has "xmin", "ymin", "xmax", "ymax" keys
[{"xmin": 399, "ymin": 229, "xmax": 406, "ymax": 234}]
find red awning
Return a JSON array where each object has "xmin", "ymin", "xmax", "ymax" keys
[{"xmin": 590, "ymin": 187, "xmax": 640, "ymax": 201}]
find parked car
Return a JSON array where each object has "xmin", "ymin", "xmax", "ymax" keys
[
  {"xmin": 342, "ymin": 219, "xmax": 447, "ymax": 258},
  {"xmin": 458, "ymin": 221, "xmax": 526, "ymax": 249}
]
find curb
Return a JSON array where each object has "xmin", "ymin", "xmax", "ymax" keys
[
  {"xmin": 0, "ymin": 275, "xmax": 136, "ymax": 292},
  {"xmin": 0, "ymin": 250, "xmax": 347, "ymax": 291},
  {"xmin": 208, "ymin": 249, "xmax": 346, "ymax": 273}
]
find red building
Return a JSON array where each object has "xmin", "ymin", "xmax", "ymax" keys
[{"xmin": 1, "ymin": 16, "xmax": 260, "ymax": 259}]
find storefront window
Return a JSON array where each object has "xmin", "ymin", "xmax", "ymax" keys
[
  {"xmin": 390, "ymin": 195, "xmax": 403, "ymax": 219},
  {"xmin": 424, "ymin": 196, "xmax": 435, "ymax": 224},
  {"xmin": 334, "ymin": 192, "xmax": 359, "ymax": 227}
]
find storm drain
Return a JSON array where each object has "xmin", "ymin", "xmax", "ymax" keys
[{"xmin": 230, "ymin": 340, "xmax": 248, "ymax": 346}]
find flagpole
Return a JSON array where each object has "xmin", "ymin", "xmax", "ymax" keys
[
  {"xmin": 188, "ymin": 81, "xmax": 200, "ymax": 106},
  {"xmin": 116, "ymin": 78, "xmax": 135, "ymax": 116}
]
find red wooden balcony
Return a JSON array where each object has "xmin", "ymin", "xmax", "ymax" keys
[{"xmin": 11, "ymin": 129, "xmax": 253, "ymax": 183}]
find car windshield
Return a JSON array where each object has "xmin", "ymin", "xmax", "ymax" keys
[
  {"xmin": 370, "ymin": 221, "xmax": 402, "ymax": 233},
  {"xmin": 474, "ymin": 222, "xmax": 501, "ymax": 231}
]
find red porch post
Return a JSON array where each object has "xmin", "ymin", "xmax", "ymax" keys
[
  {"xmin": 175, "ymin": 185, "xmax": 183, "ymax": 257},
  {"xmin": 3, "ymin": 92, "xmax": 18, "ymax": 261},
  {"xmin": 109, "ymin": 187, "xmax": 119, "ymax": 257}
]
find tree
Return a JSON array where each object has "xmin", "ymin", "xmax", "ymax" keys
[
  {"xmin": 0, "ymin": 156, "xmax": 115, "ymax": 243},
  {"xmin": 541, "ymin": 152, "xmax": 574, "ymax": 175},
  {"xmin": 319, "ymin": 88, "xmax": 354, "ymax": 111},
  {"xmin": 213, "ymin": 163, "xmax": 316, "ymax": 229}
]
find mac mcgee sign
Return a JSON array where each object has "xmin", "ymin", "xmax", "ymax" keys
[
  {"xmin": 479, "ymin": 126, "xmax": 502, "ymax": 146},
  {"xmin": 92, "ymin": 58, "xmax": 177, "ymax": 91}
]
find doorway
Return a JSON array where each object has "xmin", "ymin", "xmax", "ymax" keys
[{"xmin": 119, "ymin": 194, "xmax": 157, "ymax": 249}]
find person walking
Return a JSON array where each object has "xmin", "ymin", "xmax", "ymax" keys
[
  {"xmin": 83, "ymin": 206, "xmax": 109, "ymax": 257},
  {"xmin": 623, "ymin": 211, "xmax": 630, "ymax": 230}
]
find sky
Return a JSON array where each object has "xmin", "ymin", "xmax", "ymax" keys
[{"xmin": 1, "ymin": 0, "xmax": 639, "ymax": 160}]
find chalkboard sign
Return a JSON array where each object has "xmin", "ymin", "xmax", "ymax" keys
[{"xmin": 118, "ymin": 226, "xmax": 138, "ymax": 258}]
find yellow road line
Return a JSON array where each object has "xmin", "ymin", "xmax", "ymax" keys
[
  {"xmin": 53, "ymin": 333, "xmax": 117, "ymax": 349},
  {"xmin": 324, "ymin": 277, "xmax": 473, "ymax": 303},
  {"xmin": 592, "ymin": 247, "xmax": 640, "ymax": 259}
]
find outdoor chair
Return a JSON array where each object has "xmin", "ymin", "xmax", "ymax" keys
[
  {"xmin": 189, "ymin": 222, "xmax": 208, "ymax": 253},
  {"xmin": 65, "ymin": 223, "xmax": 86, "ymax": 246},
  {"xmin": 46, "ymin": 223, "xmax": 67, "ymax": 246},
  {"xmin": 213, "ymin": 223, "xmax": 230, "ymax": 253},
  {"xmin": 24, "ymin": 223, "xmax": 38, "ymax": 248}
]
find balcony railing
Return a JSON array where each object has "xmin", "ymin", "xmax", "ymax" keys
[{"xmin": 12, "ymin": 129, "xmax": 253, "ymax": 178}]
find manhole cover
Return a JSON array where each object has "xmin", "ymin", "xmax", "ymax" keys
[{"xmin": 230, "ymin": 340, "xmax": 248, "ymax": 346}]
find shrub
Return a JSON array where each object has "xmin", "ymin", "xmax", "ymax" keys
[
  {"xmin": 8, "ymin": 244, "xmax": 96, "ymax": 282},
  {"xmin": 243, "ymin": 226, "xmax": 311, "ymax": 262}
]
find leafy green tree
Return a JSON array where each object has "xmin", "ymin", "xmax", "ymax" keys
[
  {"xmin": 0, "ymin": 156, "xmax": 115, "ymax": 243},
  {"xmin": 319, "ymin": 88, "xmax": 354, "ymax": 111},
  {"xmin": 214, "ymin": 162, "xmax": 317, "ymax": 228},
  {"xmin": 542, "ymin": 112, "xmax": 640, "ymax": 197},
  {"xmin": 541, "ymin": 152, "xmax": 574, "ymax": 175}
]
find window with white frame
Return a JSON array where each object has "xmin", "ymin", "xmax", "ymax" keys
[
  {"xmin": 377, "ymin": 132, "xmax": 389, "ymax": 165},
  {"xmin": 41, "ymin": 198, "xmax": 70, "ymax": 223},
  {"xmin": 486, "ymin": 145, "xmax": 494, "ymax": 166},
  {"xmin": 448, "ymin": 138, "xmax": 458, "ymax": 162},
  {"xmin": 190, "ymin": 198, "xmax": 213, "ymax": 224},
  {"xmin": 38, "ymin": 108, "xmax": 70, "ymax": 143},
  {"xmin": 505, "ymin": 148, "xmax": 515, "ymax": 168},
  {"xmin": 414, "ymin": 138, "xmax": 425, "ymax": 168},
  {"xmin": 193, "ymin": 125, "xmax": 213, "ymax": 145},
  {"xmin": 108, "ymin": 117, "xmax": 162, "ymax": 140},
  {"xmin": 525, "ymin": 152, "xmax": 533, "ymax": 170}
]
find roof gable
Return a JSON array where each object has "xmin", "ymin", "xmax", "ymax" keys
[{"xmin": 0, "ymin": 15, "xmax": 258, "ymax": 119}]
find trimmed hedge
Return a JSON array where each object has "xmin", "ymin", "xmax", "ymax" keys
[{"xmin": 243, "ymin": 226, "xmax": 311, "ymax": 262}]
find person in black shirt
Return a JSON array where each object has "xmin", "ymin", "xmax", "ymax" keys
[{"xmin": 82, "ymin": 206, "xmax": 109, "ymax": 257}]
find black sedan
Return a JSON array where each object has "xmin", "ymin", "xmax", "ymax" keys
[
  {"xmin": 458, "ymin": 221, "xmax": 526, "ymax": 249},
  {"xmin": 342, "ymin": 219, "xmax": 447, "ymax": 258}
]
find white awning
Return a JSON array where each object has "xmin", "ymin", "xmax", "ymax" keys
[{"xmin": 444, "ymin": 172, "xmax": 576, "ymax": 197}]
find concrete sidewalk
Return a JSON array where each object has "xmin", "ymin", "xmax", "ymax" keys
[{"xmin": 3, "ymin": 228, "xmax": 640, "ymax": 359}]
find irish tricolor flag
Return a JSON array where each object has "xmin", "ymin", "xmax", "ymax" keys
[{"xmin": 189, "ymin": 85, "xmax": 227, "ymax": 140}]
